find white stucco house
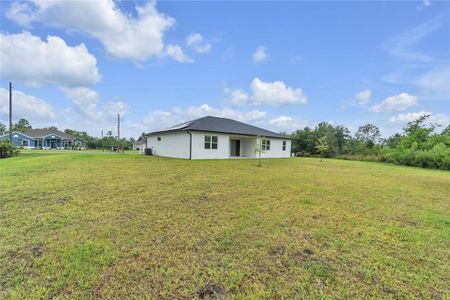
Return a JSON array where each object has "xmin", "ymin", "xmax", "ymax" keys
[{"xmin": 146, "ymin": 116, "xmax": 291, "ymax": 159}]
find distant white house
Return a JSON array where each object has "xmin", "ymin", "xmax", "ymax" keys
[
  {"xmin": 146, "ymin": 116, "xmax": 291, "ymax": 159},
  {"xmin": 132, "ymin": 136, "xmax": 146, "ymax": 152}
]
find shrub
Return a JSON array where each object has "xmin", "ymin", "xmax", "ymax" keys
[{"xmin": 0, "ymin": 141, "xmax": 18, "ymax": 159}]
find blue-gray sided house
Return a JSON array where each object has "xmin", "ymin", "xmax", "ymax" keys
[{"xmin": 0, "ymin": 128, "xmax": 86, "ymax": 150}]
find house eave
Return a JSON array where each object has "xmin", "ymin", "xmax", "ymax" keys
[{"xmin": 147, "ymin": 129, "xmax": 291, "ymax": 139}]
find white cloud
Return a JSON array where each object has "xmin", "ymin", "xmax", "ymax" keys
[
  {"xmin": 354, "ymin": 90, "xmax": 372, "ymax": 105},
  {"xmin": 165, "ymin": 44, "xmax": 193, "ymax": 63},
  {"xmin": 390, "ymin": 111, "xmax": 431, "ymax": 123},
  {"xmin": 225, "ymin": 78, "xmax": 307, "ymax": 106},
  {"xmin": 59, "ymin": 87, "xmax": 101, "ymax": 119},
  {"xmin": 224, "ymin": 88, "xmax": 249, "ymax": 105},
  {"xmin": 6, "ymin": 0, "xmax": 188, "ymax": 62},
  {"xmin": 418, "ymin": 0, "xmax": 431, "ymax": 10},
  {"xmin": 390, "ymin": 111, "xmax": 449, "ymax": 128},
  {"xmin": 172, "ymin": 104, "xmax": 266, "ymax": 122},
  {"xmin": 269, "ymin": 116, "xmax": 294, "ymax": 127},
  {"xmin": 0, "ymin": 88, "xmax": 56, "ymax": 121},
  {"xmin": 384, "ymin": 17, "xmax": 441, "ymax": 62},
  {"xmin": 253, "ymin": 46, "xmax": 268, "ymax": 63},
  {"xmin": 59, "ymin": 87, "xmax": 130, "ymax": 121},
  {"xmin": 416, "ymin": 66, "xmax": 450, "ymax": 101},
  {"xmin": 103, "ymin": 101, "xmax": 130, "ymax": 120},
  {"xmin": 0, "ymin": 32, "xmax": 100, "ymax": 87},
  {"xmin": 370, "ymin": 93, "xmax": 418, "ymax": 112},
  {"xmin": 269, "ymin": 116, "xmax": 309, "ymax": 131},
  {"xmin": 186, "ymin": 33, "xmax": 211, "ymax": 54},
  {"xmin": 143, "ymin": 111, "xmax": 176, "ymax": 128},
  {"xmin": 250, "ymin": 78, "xmax": 307, "ymax": 105}
]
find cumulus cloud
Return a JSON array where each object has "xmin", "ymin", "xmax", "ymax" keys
[
  {"xmin": 142, "ymin": 111, "xmax": 185, "ymax": 131},
  {"xmin": 390, "ymin": 111, "xmax": 449, "ymax": 127},
  {"xmin": 354, "ymin": 90, "xmax": 372, "ymax": 105},
  {"xmin": 60, "ymin": 87, "xmax": 130, "ymax": 121},
  {"xmin": 165, "ymin": 44, "xmax": 193, "ymax": 63},
  {"xmin": 0, "ymin": 32, "xmax": 100, "ymax": 87},
  {"xmin": 186, "ymin": 33, "xmax": 211, "ymax": 54},
  {"xmin": 60, "ymin": 87, "xmax": 101, "ymax": 119},
  {"xmin": 226, "ymin": 78, "xmax": 307, "ymax": 106},
  {"xmin": 390, "ymin": 111, "xmax": 430, "ymax": 123},
  {"xmin": 253, "ymin": 46, "xmax": 268, "ymax": 63},
  {"xmin": 370, "ymin": 93, "xmax": 418, "ymax": 112},
  {"xmin": 103, "ymin": 101, "xmax": 130, "ymax": 120},
  {"xmin": 224, "ymin": 88, "xmax": 249, "ymax": 105},
  {"xmin": 250, "ymin": 78, "xmax": 307, "ymax": 105},
  {"xmin": 172, "ymin": 104, "xmax": 266, "ymax": 122},
  {"xmin": 0, "ymin": 88, "xmax": 56, "ymax": 121},
  {"xmin": 6, "ymin": 0, "xmax": 190, "ymax": 62},
  {"xmin": 269, "ymin": 116, "xmax": 309, "ymax": 131}
]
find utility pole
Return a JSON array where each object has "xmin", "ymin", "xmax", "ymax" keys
[
  {"xmin": 117, "ymin": 113, "xmax": 122, "ymax": 153},
  {"xmin": 117, "ymin": 114, "xmax": 120, "ymax": 141},
  {"xmin": 9, "ymin": 82, "xmax": 12, "ymax": 143}
]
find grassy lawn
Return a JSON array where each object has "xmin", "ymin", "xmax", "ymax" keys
[{"xmin": 1, "ymin": 153, "xmax": 449, "ymax": 299}]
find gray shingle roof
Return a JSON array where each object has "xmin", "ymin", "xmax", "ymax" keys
[
  {"xmin": 23, "ymin": 128, "xmax": 73, "ymax": 139},
  {"xmin": 150, "ymin": 116, "xmax": 290, "ymax": 139}
]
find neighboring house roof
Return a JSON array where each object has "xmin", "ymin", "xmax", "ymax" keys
[
  {"xmin": 0, "ymin": 131, "xmax": 36, "ymax": 140},
  {"xmin": 149, "ymin": 116, "xmax": 290, "ymax": 139},
  {"xmin": 23, "ymin": 128, "xmax": 73, "ymax": 139},
  {"xmin": 135, "ymin": 136, "xmax": 145, "ymax": 143}
]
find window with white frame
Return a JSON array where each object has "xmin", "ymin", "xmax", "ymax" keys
[
  {"xmin": 204, "ymin": 135, "xmax": 218, "ymax": 149},
  {"xmin": 282, "ymin": 141, "xmax": 286, "ymax": 151},
  {"xmin": 22, "ymin": 140, "xmax": 29, "ymax": 147},
  {"xmin": 262, "ymin": 139, "xmax": 271, "ymax": 151},
  {"xmin": 157, "ymin": 137, "xmax": 161, "ymax": 141}
]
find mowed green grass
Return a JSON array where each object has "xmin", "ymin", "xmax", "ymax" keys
[{"xmin": 1, "ymin": 154, "xmax": 449, "ymax": 299}]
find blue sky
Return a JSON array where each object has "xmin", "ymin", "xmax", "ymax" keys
[{"xmin": 1, "ymin": 0, "xmax": 449, "ymax": 138}]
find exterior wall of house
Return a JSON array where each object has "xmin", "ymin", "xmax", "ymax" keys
[
  {"xmin": 133, "ymin": 142, "xmax": 146, "ymax": 151},
  {"xmin": 147, "ymin": 132, "xmax": 190, "ymax": 159},
  {"xmin": 240, "ymin": 138, "xmax": 256, "ymax": 157},
  {"xmin": 259, "ymin": 138, "xmax": 291, "ymax": 158},
  {"xmin": 72, "ymin": 138, "xmax": 86, "ymax": 150},
  {"xmin": 0, "ymin": 133, "xmax": 36, "ymax": 149},
  {"xmin": 146, "ymin": 130, "xmax": 291, "ymax": 159},
  {"xmin": 191, "ymin": 131, "xmax": 230, "ymax": 159}
]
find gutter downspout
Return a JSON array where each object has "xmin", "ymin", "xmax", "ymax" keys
[{"xmin": 187, "ymin": 131, "xmax": 192, "ymax": 159}]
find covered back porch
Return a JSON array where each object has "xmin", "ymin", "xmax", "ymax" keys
[
  {"xmin": 38, "ymin": 135, "xmax": 73, "ymax": 149},
  {"xmin": 229, "ymin": 135, "xmax": 257, "ymax": 158}
]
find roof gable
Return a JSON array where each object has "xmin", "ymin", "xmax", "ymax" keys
[
  {"xmin": 0, "ymin": 131, "xmax": 36, "ymax": 140},
  {"xmin": 23, "ymin": 128, "xmax": 73, "ymax": 139},
  {"xmin": 150, "ymin": 116, "xmax": 290, "ymax": 139}
]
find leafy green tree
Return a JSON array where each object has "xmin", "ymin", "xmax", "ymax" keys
[
  {"xmin": 441, "ymin": 124, "xmax": 450, "ymax": 136},
  {"xmin": 315, "ymin": 136, "xmax": 330, "ymax": 162},
  {"xmin": 386, "ymin": 133, "xmax": 403, "ymax": 148},
  {"xmin": 12, "ymin": 118, "xmax": 32, "ymax": 132},
  {"xmin": 255, "ymin": 135, "xmax": 266, "ymax": 167},
  {"xmin": 399, "ymin": 114, "xmax": 435, "ymax": 150},
  {"xmin": 291, "ymin": 127, "xmax": 315, "ymax": 156},
  {"xmin": 333, "ymin": 125, "xmax": 351, "ymax": 154},
  {"xmin": 355, "ymin": 124, "xmax": 381, "ymax": 148},
  {"xmin": 0, "ymin": 122, "xmax": 6, "ymax": 135}
]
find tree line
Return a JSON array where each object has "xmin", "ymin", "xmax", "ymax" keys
[
  {"xmin": 2, "ymin": 116, "xmax": 449, "ymax": 169},
  {"xmin": 289, "ymin": 114, "xmax": 450, "ymax": 170}
]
